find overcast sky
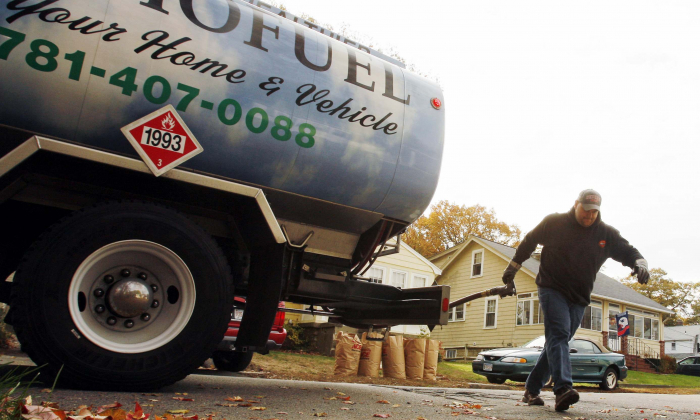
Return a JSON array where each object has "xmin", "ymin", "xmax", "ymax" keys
[{"xmin": 284, "ymin": 0, "xmax": 699, "ymax": 283}]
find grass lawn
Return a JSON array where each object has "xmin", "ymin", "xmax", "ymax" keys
[
  {"xmin": 624, "ymin": 370, "xmax": 700, "ymax": 388},
  {"xmin": 437, "ymin": 361, "xmax": 488, "ymax": 383}
]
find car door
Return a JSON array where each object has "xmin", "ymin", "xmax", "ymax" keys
[
  {"xmin": 689, "ymin": 357, "xmax": 700, "ymax": 377},
  {"xmin": 677, "ymin": 357, "xmax": 695, "ymax": 375},
  {"xmin": 569, "ymin": 339, "xmax": 600, "ymax": 380}
]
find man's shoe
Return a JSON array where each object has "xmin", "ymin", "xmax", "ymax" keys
[
  {"xmin": 554, "ymin": 387, "xmax": 579, "ymax": 411},
  {"xmin": 522, "ymin": 389, "xmax": 544, "ymax": 406}
]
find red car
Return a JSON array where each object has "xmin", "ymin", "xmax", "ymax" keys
[{"xmin": 212, "ymin": 298, "xmax": 287, "ymax": 372}]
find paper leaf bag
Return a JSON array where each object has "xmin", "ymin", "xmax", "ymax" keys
[
  {"xmin": 404, "ymin": 338, "xmax": 426, "ymax": 379},
  {"xmin": 358, "ymin": 332, "xmax": 384, "ymax": 377},
  {"xmin": 333, "ymin": 332, "xmax": 362, "ymax": 376},
  {"xmin": 423, "ymin": 339, "xmax": 441, "ymax": 380},
  {"xmin": 381, "ymin": 334, "xmax": 406, "ymax": 379}
]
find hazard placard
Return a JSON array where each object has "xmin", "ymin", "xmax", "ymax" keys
[{"xmin": 121, "ymin": 105, "xmax": 203, "ymax": 177}]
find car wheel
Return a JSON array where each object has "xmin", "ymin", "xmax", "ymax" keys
[
  {"xmin": 599, "ymin": 367, "xmax": 619, "ymax": 390},
  {"xmin": 212, "ymin": 350, "xmax": 254, "ymax": 372},
  {"xmin": 486, "ymin": 376, "xmax": 507, "ymax": 384},
  {"xmin": 11, "ymin": 202, "xmax": 234, "ymax": 390}
]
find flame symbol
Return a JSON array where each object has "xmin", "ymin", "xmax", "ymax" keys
[{"xmin": 161, "ymin": 114, "xmax": 176, "ymax": 131}]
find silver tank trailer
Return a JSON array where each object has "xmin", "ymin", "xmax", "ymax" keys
[{"xmin": 0, "ymin": 0, "xmax": 444, "ymax": 258}]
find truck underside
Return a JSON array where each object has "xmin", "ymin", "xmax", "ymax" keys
[{"xmin": 0, "ymin": 131, "xmax": 449, "ymax": 390}]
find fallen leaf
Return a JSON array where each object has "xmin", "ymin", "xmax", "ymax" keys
[
  {"xmin": 166, "ymin": 410, "xmax": 189, "ymax": 415},
  {"xmin": 343, "ymin": 401, "xmax": 355, "ymax": 405},
  {"xmin": 377, "ymin": 400, "xmax": 390, "ymax": 404},
  {"xmin": 225, "ymin": 397, "xmax": 244, "ymax": 402},
  {"xmin": 40, "ymin": 389, "xmax": 52, "ymax": 394},
  {"xmin": 254, "ymin": 396, "xmax": 264, "ymax": 399},
  {"xmin": 337, "ymin": 392, "xmax": 345, "ymax": 396},
  {"xmin": 341, "ymin": 408, "xmax": 350, "ymax": 411},
  {"xmin": 323, "ymin": 397, "xmax": 337, "ymax": 401},
  {"xmin": 173, "ymin": 398, "xmax": 194, "ymax": 402},
  {"xmin": 246, "ymin": 400, "xmax": 260, "ymax": 403},
  {"xmin": 373, "ymin": 415, "xmax": 391, "ymax": 418},
  {"xmin": 276, "ymin": 413, "xmax": 288, "ymax": 415},
  {"xmin": 392, "ymin": 405, "xmax": 400, "ymax": 408},
  {"xmin": 339, "ymin": 397, "xmax": 351, "ymax": 401},
  {"xmin": 312, "ymin": 413, "xmax": 327, "ymax": 417},
  {"xmin": 249, "ymin": 407, "xmax": 266, "ymax": 411}
]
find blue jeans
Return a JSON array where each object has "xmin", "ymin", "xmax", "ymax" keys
[{"xmin": 525, "ymin": 286, "xmax": 586, "ymax": 395}]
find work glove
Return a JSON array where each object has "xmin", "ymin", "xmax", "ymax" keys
[
  {"xmin": 633, "ymin": 259, "xmax": 650, "ymax": 285},
  {"xmin": 502, "ymin": 261, "xmax": 520, "ymax": 285}
]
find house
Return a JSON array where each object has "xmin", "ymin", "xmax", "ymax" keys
[
  {"xmin": 664, "ymin": 325, "xmax": 700, "ymax": 360},
  {"xmin": 285, "ymin": 238, "xmax": 442, "ymax": 336},
  {"xmin": 429, "ymin": 235, "xmax": 673, "ymax": 364}
]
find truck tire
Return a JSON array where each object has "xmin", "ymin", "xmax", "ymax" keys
[
  {"xmin": 10, "ymin": 201, "xmax": 234, "ymax": 390},
  {"xmin": 212, "ymin": 350, "xmax": 254, "ymax": 372}
]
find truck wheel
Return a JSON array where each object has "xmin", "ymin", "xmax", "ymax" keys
[
  {"xmin": 10, "ymin": 201, "xmax": 234, "ymax": 390},
  {"xmin": 599, "ymin": 367, "xmax": 619, "ymax": 390},
  {"xmin": 212, "ymin": 351, "xmax": 254, "ymax": 372}
]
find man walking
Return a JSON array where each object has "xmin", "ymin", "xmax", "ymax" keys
[{"xmin": 502, "ymin": 189, "xmax": 649, "ymax": 411}]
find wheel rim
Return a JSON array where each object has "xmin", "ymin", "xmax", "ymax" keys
[
  {"xmin": 68, "ymin": 240, "xmax": 196, "ymax": 354},
  {"xmin": 606, "ymin": 371, "xmax": 617, "ymax": 388}
]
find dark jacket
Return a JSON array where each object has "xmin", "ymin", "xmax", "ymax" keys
[{"xmin": 512, "ymin": 207, "xmax": 643, "ymax": 306}]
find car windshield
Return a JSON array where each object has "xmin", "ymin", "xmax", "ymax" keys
[{"xmin": 523, "ymin": 336, "xmax": 546, "ymax": 348}]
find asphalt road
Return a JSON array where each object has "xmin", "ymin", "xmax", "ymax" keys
[
  {"xmin": 1, "ymin": 352, "xmax": 698, "ymax": 420},
  {"xmin": 4, "ymin": 369, "xmax": 699, "ymax": 420}
]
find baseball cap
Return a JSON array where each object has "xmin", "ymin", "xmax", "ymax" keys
[{"xmin": 577, "ymin": 189, "xmax": 602, "ymax": 211}]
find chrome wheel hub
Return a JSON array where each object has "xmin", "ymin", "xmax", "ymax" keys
[
  {"xmin": 88, "ymin": 266, "xmax": 164, "ymax": 332},
  {"xmin": 68, "ymin": 240, "xmax": 196, "ymax": 353}
]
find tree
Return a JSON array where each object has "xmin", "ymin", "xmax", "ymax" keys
[
  {"xmin": 619, "ymin": 268, "xmax": 700, "ymax": 326},
  {"xmin": 403, "ymin": 200, "xmax": 521, "ymax": 258}
]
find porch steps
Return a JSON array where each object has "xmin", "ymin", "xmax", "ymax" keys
[{"xmin": 625, "ymin": 354, "xmax": 658, "ymax": 373}]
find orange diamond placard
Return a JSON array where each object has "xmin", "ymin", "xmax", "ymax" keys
[{"xmin": 121, "ymin": 105, "xmax": 203, "ymax": 176}]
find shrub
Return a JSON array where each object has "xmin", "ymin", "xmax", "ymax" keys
[
  {"xmin": 282, "ymin": 323, "xmax": 311, "ymax": 351},
  {"xmin": 658, "ymin": 355, "xmax": 677, "ymax": 374}
]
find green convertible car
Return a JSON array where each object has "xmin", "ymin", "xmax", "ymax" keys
[{"xmin": 472, "ymin": 336, "xmax": 627, "ymax": 390}]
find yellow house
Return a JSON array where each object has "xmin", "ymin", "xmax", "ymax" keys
[
  {"xmin": 429, "ymin": 235, "xmax": 673, "ymax": 363},
  {"xmin": 286, "ymin": 238, "xmax": 442, "ymax": 335}
]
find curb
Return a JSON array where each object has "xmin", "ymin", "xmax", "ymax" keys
[{"xmin": 621, "ymin": 384, "xmax": 673, "ymax": 388}]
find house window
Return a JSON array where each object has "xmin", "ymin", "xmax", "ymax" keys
[
  {"xmin": 471, "ymin": 249, "xmax": 484, "ymax": 277},
  {"xmin": 484, "ymin": 297, "xmax": 498, "ymax": 328},
  {"xmin": 412, "ymin": 275, "xmax": 427, "ymax": 288},
  {"xmin": 449, "ymin": 304, "xmax": 466, "ymax": 322},
  {"xmin": 580, "ymin": 300, "xmax": 602, "ymax": 331},
  {"xmin": 366, "ymin": 266, "xmax": 385, "ymax": 284},
  {"xmin": 516, "ymin": 293, "xmax": 543, "ymax": 326},
  {"xmin": 628, "ymin": 309, "xmax": 660, "ymax": 341},
  {"xmin": 445, "ymin": 349, "xmax": 457, "ymax": 359},
  {"xmin": 390, "ymin": 270, "xmax": 407, "ymax": 288},
  {"xmin": 672, "ymin": 342, "xmax": 676, "ymax": 351}
]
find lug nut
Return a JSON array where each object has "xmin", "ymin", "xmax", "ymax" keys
[
  {"xmin": 95, "ymin": 305, "xmax": 106, "ymax": 314},
  {"xmin": 107, "ymin": 317, "xmax": 117, "ymax": 325},
  {"xmin": 150, "ymin": 284, "xmax": 158, "ymax": 292},
  {"xmin": 138, "ymin": 272, "xmax": 148, "ymax": 280},
  {"xmin": 103, "ymin": 275, "xmax": 114, "ymax": 284},
  {"xmin": 124, "ymin": 320, "xmax": 135, "ymax": 328},
  {"xmin": 151, "ymin": 300, "xmax": 160, "ymax": 308},
  {"xmin": 120, "ymin": 269, "xmax": 131, "ymax": 277},
  {"xmin": 141, "ymin": 313, "xmax": 151, "ymax": 322},
  {"xmin": 93, "ymin": 288, "xmax": 105, "ymax": 298}
]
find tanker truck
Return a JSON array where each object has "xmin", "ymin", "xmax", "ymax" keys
[{"xmin": 0, "ymin": 0, "xmax": 447, "ymax": 390}]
